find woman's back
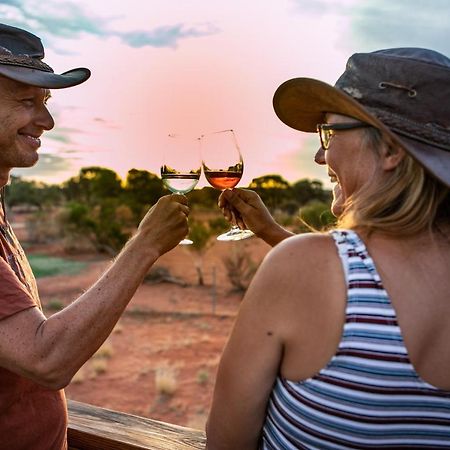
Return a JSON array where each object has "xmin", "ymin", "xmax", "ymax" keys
[
  {"xmin": 261, "ymin": 229, "xmax": 450, "ymax": 449},
  {"xmin": 364, "ymin": 227, "xmax": 450, "ymax": 390}
]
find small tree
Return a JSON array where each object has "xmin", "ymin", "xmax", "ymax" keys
[{"xmin": 60, "ymin": 200, "xmax": 132, "ymax": 255}]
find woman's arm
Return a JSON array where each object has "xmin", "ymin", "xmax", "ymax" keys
[{"xmin": 206, "ymin": 233, "xmax": 336, "ymax": 449}]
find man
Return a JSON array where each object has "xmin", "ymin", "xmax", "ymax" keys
[{"xmin": 0, "ymin": 23, "xmax": 189, "ymax": 449}]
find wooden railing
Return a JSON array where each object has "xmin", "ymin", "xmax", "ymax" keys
[{"xmin": 68, "ymin": 400, "xmax": 206, "ymax": 450}]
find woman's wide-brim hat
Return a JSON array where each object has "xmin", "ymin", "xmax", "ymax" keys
[
  {"xmin": 273, "ymin": 48, "xmax": 450, "ymax": 187},
  {"xmin": 0, "ymin": 23, "xmax": 90, "ymax": 89}
]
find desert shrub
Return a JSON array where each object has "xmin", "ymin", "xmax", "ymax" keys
[
  {"xmin": 94, "ymin": 342, "xmax": 114, "ymax": 359},
  {"xmin": 187, "ymin": 220, "xmax": 217, "ymax": 286},
  {"xmin": 46, "ymin": 299, "xmax": 64, "ymax": 311},
  {"xmin": 272, "ymin": 208, "xmax": 297, "ymax": 228},
  {"xmin": 71, "ymin": 367, "xmax": 86, "ymax": 384},
  {"xmin": 222, "ymin": 245, "xmax": 260, "ymax": 292},
  {"xmin": 189, "ymin": 220, "xmax": 213, "ymax": 251},
  {"xmin": 25, "ymin": 208, "xmax": 63, "ymax": 243},
  {"xmin": 144, "ymin": 266, "xmax": 187, "ymax": 286},
  {"xmin": 207, "ymin": 216, "xmax": 230, "ymax": 234},
  {"xmin": 91, "ymin": 359, "xmax": 107, "ymax": 375},
  {"xmin": 196, "ymin": 369, "xmax": 210, "ymax": 386},
  {"xmin": 155, "ymin": 366, "xmax": 178, "ymax": 397},
  {"xmin": 60, "ymin": 200, "xmax": 132, "ymax": 255},
  {"xmin": 295, "ymin": 201, "xmax": 336, "ymax": 233}
]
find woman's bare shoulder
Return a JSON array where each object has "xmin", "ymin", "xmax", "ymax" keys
[
  {"xmin": 247, "ymin": 232, "xmax": 342, "ymax": 306},
  {"xmin": 241, "ymin": 232, "xmax": 346, "ymax": 356},
  {"xmin": 263, "ymin": 232, "xmax": 338, "ymax": 272}
]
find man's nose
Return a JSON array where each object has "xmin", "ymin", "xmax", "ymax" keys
[{"xmin": 35, "ymin": 105, "xmax": 55, "ymax": 131}]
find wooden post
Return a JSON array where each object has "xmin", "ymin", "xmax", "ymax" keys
[{"xmin": 211, "ymin": 266, "xmax": 217, "ymax": 315}]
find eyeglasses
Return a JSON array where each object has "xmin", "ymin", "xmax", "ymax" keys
[{"xmin": 317, "ymin": 122, "xmax": 372, "ymax": 150}]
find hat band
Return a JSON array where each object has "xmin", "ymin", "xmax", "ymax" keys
[
  {"xmin": 368, "ymin": 107, "xmax": 450, "ymax": 151},
  {"xmin": 0, "ymin": 54, "xmax": 53, "ymax": 73}
]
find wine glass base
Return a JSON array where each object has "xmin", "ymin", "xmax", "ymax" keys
[
  {"xmin": 217, "ymin": 228, "xmax": 254, "ymax": 241},
  {"xmin": 179, "ymin": 238, "xmax": 193, "ymax": 245}
]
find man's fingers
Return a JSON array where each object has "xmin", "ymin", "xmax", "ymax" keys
[{"xmin": 170, "ymin": 193, "xmax": 188, "ymax": 205}]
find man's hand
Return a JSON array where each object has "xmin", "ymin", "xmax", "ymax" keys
[{"xmin": 137, "ymin": 194, "xmax": 189, "ymax": 257}]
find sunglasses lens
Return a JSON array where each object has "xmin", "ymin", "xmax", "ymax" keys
[
  {"xmin": 324, "ymin": 130, "xmax": 330, "ymax": 149},
  {"xmin": 320, "ymin": 128, "xmax": 330, "ymax": 149}
]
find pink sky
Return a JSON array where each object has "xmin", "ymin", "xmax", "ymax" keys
[{"xmin": 7, "ymin": 0, "xmax": 450, "ymax": 188}]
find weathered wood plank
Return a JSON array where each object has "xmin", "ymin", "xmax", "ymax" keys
[{"xmin": 68, "ymin": 400, "xmax": 206, "ymax": 450}]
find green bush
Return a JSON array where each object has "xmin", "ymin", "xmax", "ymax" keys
[{"xmin": 296, "ymin": 201, "xmax": 336, "ymax": 233}]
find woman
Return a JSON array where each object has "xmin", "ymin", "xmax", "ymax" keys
[{"xmin": 206, "ymin": 48, "xmax": 450, "ymax": 449}]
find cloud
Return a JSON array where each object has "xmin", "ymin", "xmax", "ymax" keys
[
  {"xmin": 290, "ymin": 0, "xmax": 450, "ymax": 56},
  {"xmin": 349, "ymin": 0, "xmax": 450, "ymax": 55},
  {"xmin": 290, "ymin": 0, "xmax": 353, "ymax": 14},
  {"xmin": 44, "ymin": 127, "xmax": 80, "ymax": 144},
  {"xmin": 0, "ymin": 0, "xmax": 219, "ymax": 50},
  {"xmin": 118, "ymin": 23, "xmax": 219, "ymax": 49},
  {"xmin": 1, "ymin": 0, "xmax": 21, "ymax": 6},
  {"xmin": 11, "ymin": 152, "xmax": 78, "ymax": 183}
]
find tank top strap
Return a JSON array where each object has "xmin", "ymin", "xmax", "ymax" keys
[{"xmin": 330, "ymin": 228, "xmax": 384, "ymax": 290}]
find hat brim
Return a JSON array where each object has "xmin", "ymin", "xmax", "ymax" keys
[
  {"xmin": 0, "ymin": 65, "xmax": 90, "ymax": 88},
  {"xmin": 273, "ymin": 77, "xmax": 450, "ymax": 187}
]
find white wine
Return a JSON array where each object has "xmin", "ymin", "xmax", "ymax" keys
[{"xmin": 161, "ymin": 173, "xmax": 199, "ymax": 194}]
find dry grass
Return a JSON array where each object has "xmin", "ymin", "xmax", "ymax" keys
[
  {"xmin": 155, "ymin": 365, "xmax": 178, "ymax": 397},
  {"xmin": 91, "ymin": 359, "xmax": 108, "ymax": 375},
  {"xmin": 71, "ymin": 367, "xmax": 86, "ymax": 384},
  {"xmin": 113, "ymin": 321, "xmax": 124, "ymax": 334},
  {"xmin": 94, "ymin": 342, "xmax": 114, "ymax": 359}
]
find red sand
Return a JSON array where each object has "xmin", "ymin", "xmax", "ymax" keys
[{"xmin": 34, "ymin": 237, "xmax": 271, "ymax": 430}]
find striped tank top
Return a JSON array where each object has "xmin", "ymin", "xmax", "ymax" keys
[{"xmin": 260, "ymin": 229, "xmax": 450, "ymax": 449}]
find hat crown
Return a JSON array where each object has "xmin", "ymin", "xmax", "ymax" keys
[
  {"xmin": 0, "ymin": 23, "xmax": 44, "ymax": 59},
  {"xmin": 373, "ymin": 47, "xmax": 450, "ymax": 67},
  {"xmin": 335, "ymin": 48, "xmax": 450, "ymax": 148},
  {"xmin": 0, "ymin": 22, "xmax": 90, "ymax": 89},
  {"xmin": 272, "ymin": 47, "xmax": 450, "ymax": 187}
]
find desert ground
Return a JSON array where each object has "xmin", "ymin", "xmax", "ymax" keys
[{"xmin": 28, "ymin": 231, "xmax": 272, "ymax": 431}]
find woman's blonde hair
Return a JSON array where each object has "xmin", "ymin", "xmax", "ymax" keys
[{"xmin": 337, "ymin": 127, "xmax": 450, "ymax": 236}]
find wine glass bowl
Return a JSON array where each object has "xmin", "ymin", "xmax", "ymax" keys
[
  {"xmin": 201, "ymin": 129, "xmax": 254, "ymax": 241},
  {"xmin": 161, "ymin": 164, "xmax": 201, "ymax": 194},
  {"xmin": 203, "ymin": 161, "xmax": 243, "ymax": 190},
  {"xmin": 160, "ymin": 134, "xmax": 201, "ymax": 244}
]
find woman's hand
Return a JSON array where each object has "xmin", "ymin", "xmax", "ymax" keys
[{"xmin": 218, "ymin": 189, "xmax": 294, "ymax": 246}]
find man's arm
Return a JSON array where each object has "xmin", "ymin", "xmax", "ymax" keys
[{"xmin": 0, "ymin": 194, "xmax": 189, "ymax": 389}]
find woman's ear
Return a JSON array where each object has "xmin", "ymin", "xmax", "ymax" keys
[{"xmin": 381, "ymin": 143, "xmax": 406, "ymax": 171}]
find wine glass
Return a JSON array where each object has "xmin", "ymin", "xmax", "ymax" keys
[
  {"xmin": 161, "ymin": 133, "xmax": 201, "ymax": 245},
  {"xmin": 201, "ymin": 129, "xmax": 254, "ymax": 241}
]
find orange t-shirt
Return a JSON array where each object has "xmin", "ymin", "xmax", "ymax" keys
[{"xmin": 0, "ymin": 209, "xmax": 67, "ymax": 449}]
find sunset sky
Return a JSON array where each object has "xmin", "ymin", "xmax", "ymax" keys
[{"xmin": 4, "ymin": 0, "xmax": 450, "ymax": 188}]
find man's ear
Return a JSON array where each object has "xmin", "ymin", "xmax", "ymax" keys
[{"xmin": 381, "ymin": 143, "xmax": 406, "ymax": 171}]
